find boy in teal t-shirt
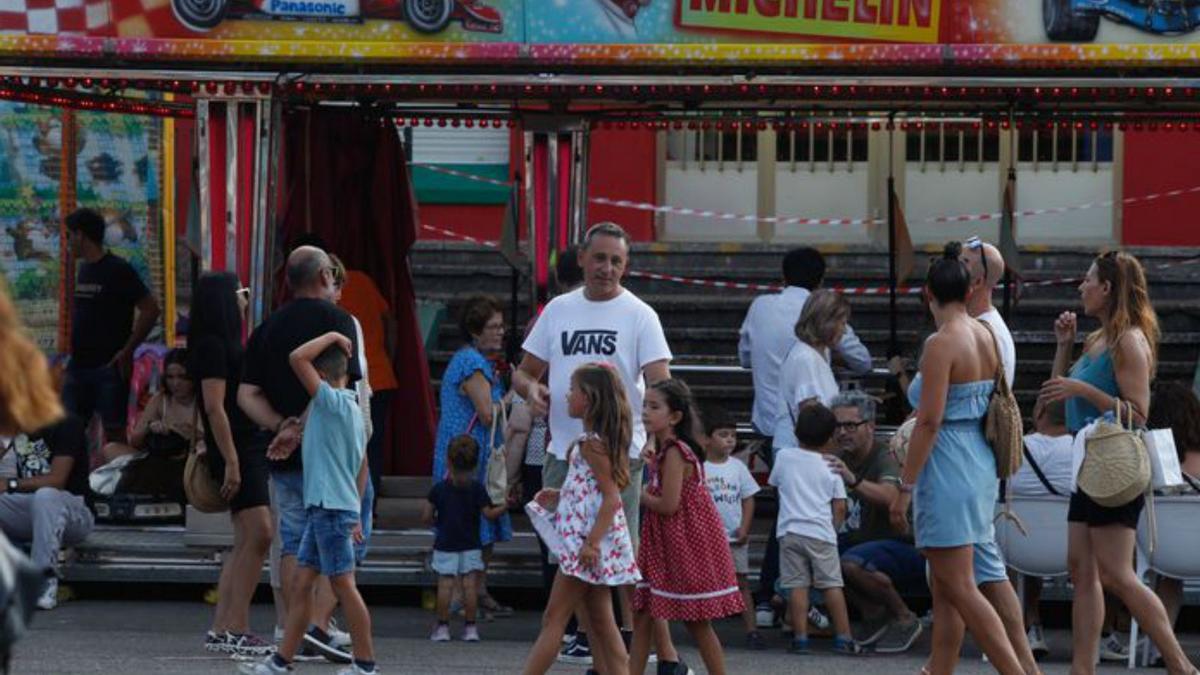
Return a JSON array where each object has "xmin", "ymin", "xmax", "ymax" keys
[{"xmin": 242, "ymin": 331, "xmax": 375, "ymax": 675}]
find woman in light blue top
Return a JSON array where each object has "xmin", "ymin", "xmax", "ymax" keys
[
  {"xmin": 1041, "ymin": 251, "xmax": 1194, "ymax": 675},
  {"xmin": 889, "ymin": 243, "xmax": 1024, "ymax": 675}
]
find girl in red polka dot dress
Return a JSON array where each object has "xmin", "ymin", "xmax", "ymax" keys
[{"xmin": 631, "ymin": 379, "xmax": 743, "ymax": 675}]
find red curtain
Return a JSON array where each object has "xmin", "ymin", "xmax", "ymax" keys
[{"xmin": 278, "ymin": 108, "xmax": 437, "ymax": 476}]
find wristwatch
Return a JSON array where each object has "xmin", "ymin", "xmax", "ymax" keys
[
  {"xmin": 6, "ymin": 478, "xmax": 18, "ymax": 494},
  {"xmin": 898, "ymin": 481, "xmax": 916, "ymax": 494}
]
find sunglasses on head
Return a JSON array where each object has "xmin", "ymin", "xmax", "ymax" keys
[{"xmin": 964, "ymin": 236, "xmax": 988, "ymax": 281}]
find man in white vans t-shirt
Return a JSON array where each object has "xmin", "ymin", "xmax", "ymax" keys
[{"xmin": 514, "ymin": 222, "xmax": 674, "ymax": 658}]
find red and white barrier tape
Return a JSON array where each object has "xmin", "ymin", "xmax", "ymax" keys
[
  {"xmin": 421, "ymin": 223, "xmax": 919, "ymax": 294},
  {"xmin": 413, "ymin": 163, "xmax": 1200, "ymax": 229}
]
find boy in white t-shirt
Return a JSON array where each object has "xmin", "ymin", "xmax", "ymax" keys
[
  {"xmin": 700, "ymin": 406, "xmax": 762, "ymax": 650},
  {"xmin": 769, "ymin": 401, "xmax": 860, "ymax": 656}
]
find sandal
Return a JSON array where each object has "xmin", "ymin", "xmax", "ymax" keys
[{"xmin": 479, "ymin": 594, "xmax": 514, "ymax": 618}]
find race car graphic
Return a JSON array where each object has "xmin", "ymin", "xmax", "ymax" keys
[
  {"xmin": 170, "ymin": 0, "xmax": 502, "ymax": 34},
  {"xmin": 1044, "ymin": 0, "xmax": 1200, "ymax": 41}
]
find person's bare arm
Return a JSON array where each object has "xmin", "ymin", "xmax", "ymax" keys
[
  {"xmin": 643, "ymin": 359, "xmax": 671, "ymax": 386},
  {"xmin": 460, "ymin": 371, "xmax": 494, "ymax": 427},
  {"xmin": 832, "ymin": 497, "xmax": 847, "ymax": 530},
  {"xmin": 642, "ymin": 445, "xmax": 686, "ymax": 516},
  {"xmin": 735, "ymin": 496, "xmax": 754, "ymax": 545},
  {"xmin": 579, "ymin": 441, "xmax": 623, "ymax": 565},
  {"xmin": 238, "ymin": 383, "xmax": 285, "ymax": 433},
  {"xmin": 128, "ymin": 392, "xmax": 162, "ymax": 450},
  {"xmin": 12, "ymin": 456, "xmax": 73, "ymax": 492},
  {"xmin": 109, "ymin": 294, "xmax": 161, "ymax": 379},
  {"xmin": 421, "ymin": 500, "xmax": 435, "ymax": 527},
  {"xmin": 1051, "ymin": 311, "xmax": 1077, "ymax": 379},
  {"xmin": 289, "ymin": 332, "xmax": 352, "ymax": 398},
  {"xmin": 512, "ymin": 354, "xmax": 550, "ymax": 416},
  {"xmin": 203, "ymin": 378, "xmax": 243, "ymax": 500}
]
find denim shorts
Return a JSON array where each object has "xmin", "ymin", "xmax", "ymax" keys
[
  {"xmin": 841, "ymin": 538, "xmax": 927, "ymax": 593},
  {"xmin": 355, "ymin": 479, "xmax": 374, "ymax": 565},
  {"xmin": 62, "ymin": 365, "xmax": 128, "ymax": 430},
  {"xmin": 431, "ymin": 549, "xmax": 484, "ymax": 577},
  {"xmin": 297, "ymin": 506, "xmax": 359, "ymax": 578},
  {"xmin": 271, "ymin": 471, "xmax": 306, "ymax": 558}
]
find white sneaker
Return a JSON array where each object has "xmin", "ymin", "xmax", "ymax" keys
[
  {"xmin": 430, "ymin": 624, "xmax": 450, "ymax": 642},
  {"xmin": 328, "ymin": 621, "xmax": 352, "ymax": 650},
  {"xmin": 463, "ymin": 624, "xmax": 480, "ymax": 642},
  {"xmin": 335, "ymin": 664, "xmax": 378, "ymax": 675},
  {"xmin": 36, "ymin": 578, "xmax": 57, "ymax": 610},
  {"xmin": 1027, "ymin": 624, "xmax": 1049, "ymax": 659},
  {"xmin": 1099, "ymin": 632, "xmax": 1145, "ymax": 662},
  {"xmin": 755, "ymin": 603, "xmax": 775, "ymax": 629},
  {"xmin": 237, "ymin": 656, "xmax": 293, "ymax": 674}
]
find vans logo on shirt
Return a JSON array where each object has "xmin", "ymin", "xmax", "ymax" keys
[{"xmin": 561, "ymin": 330, "xmax": 618, "ymax": 356}]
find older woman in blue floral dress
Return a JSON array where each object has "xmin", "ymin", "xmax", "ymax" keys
[{"xmin": 432, "ymin": 294, "xmax": 513, "ymax": 616}]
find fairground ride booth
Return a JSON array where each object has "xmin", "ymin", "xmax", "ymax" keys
[{"xmin": 3, "ymin": 0, "xmax": 1200, "ymax": 584}]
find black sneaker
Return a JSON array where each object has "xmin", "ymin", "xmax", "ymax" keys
[
  {"xmin": 657, "ymin": 660, "xmax": 694, "ymax": 675},
  {"xmin": 557, "ymin": 633, "xmax": 593, "ymax": 665},
  {"xmin": 302, "ymin": 626, "xmax": 352, "ymax": 664}
]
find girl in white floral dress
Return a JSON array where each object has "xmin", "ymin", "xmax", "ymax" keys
[{"xmin": 522, "ymin": 364, "xmax": 640, "ymax": 675}]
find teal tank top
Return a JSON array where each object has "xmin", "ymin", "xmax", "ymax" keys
[{"xmin": 1066, "ymin": 348, "xmax": 1118, "ymax": 433}]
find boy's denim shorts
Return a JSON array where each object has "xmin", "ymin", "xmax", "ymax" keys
[
  {"xmin": 297, "ymin": 506, "xmax": 359, "ymax": 578},
  {"xmin": 431, "ymin": 549, "xmax": 484, "ymax": 577}
]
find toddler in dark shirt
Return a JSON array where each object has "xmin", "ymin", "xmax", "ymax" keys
[{"xmin": 422, "ymin": 435, "xmax": 506, "ymax": 643}]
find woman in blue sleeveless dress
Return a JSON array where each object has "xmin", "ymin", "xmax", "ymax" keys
[
  {"xmin": 889, "ymin": 244, "xmax": 1025, "ymax": 675},
  {"xmin": 1041, "ymin": 251, "xmax": 1195, "ymax": 675}
]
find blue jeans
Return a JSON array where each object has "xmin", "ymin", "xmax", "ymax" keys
[
  {"xmin": 271, "ymin": 471, "xmax": 306, "ymax": 558},
  {"xmin": 62, "ymin": 364, "xmax": 128, "ymax": 431},
  {"xmin": 297, "ymin": 506, "xmax": 359, "ymax": 578},
  {"xmin": 842, "ymin": 539, "xmax": 928, "ymax": 594}
]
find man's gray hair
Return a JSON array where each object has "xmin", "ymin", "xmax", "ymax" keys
[
  {"xmin": 830, "ymin": 390, "xmax": 876, "ymax": 422},
  {"xmin": 286, "ymin": 246, "xmax": 328, "ymax": 291},
  {"xmin": 581, "ymin": 222, "xmax": 631, "ymax": 252}
]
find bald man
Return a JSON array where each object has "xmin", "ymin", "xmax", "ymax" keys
[
  {"xmin": 238, "ymin": 245, "xmax": 362, "ymax": 662},
  {"xmin": 925, "ymin": 240, "xmax": 1041, "ymax": 674},
  {"xmin": 962, "ymin": 238, "xmax": 1015, "ymax": 385}
]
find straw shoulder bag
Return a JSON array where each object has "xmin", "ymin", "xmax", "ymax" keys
[
  {"xmin": 979, "ymin": 320, "xmax": 1023, "ymax": 479},
  {"xmin": 1078, "ymin": 398, "xmax": 1151, "ymax": 508}
]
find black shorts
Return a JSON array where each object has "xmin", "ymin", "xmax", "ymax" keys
[
  {"xmin": 207, "ymin": 444, "xmax": 271, "ymax": 514},
  {"xmin": 1067, "ymin": 490, "xmax": 1144, "ymax": 530}
]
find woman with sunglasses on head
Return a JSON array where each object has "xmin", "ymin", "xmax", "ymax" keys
[
  {"xmin": 1040, "ymin": 251, "xmax": 1196, "ymax": 675},
  {"xmin": 889, "ymin": 243, "xmax": 1025, "ymax": 675},
  {"xmin": 193, "ymin": 272, "xmax": 276, "ymax": 658}
]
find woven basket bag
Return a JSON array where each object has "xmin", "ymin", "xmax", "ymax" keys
[{"xmin": 1078, "ymin": 400, "xmax": 1151, "ymax": 508}]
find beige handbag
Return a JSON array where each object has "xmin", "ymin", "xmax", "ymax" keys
[
  {"xmin": 979, "ymin": 321, "xmax": 1023, "ymax": 479},
  {"xmin": 183, "ymin": 405, "xmax": 228, "ymax": 514},
  {"xmin": 1078, "ymin": 399, "xmax": 1151, "ymax": 508}
]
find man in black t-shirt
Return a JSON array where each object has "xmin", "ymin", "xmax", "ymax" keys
[
  {"xmin": 237, "ymin": 245, "xmax": 360, "ymax": 656},
  {"xmin": 62, "ymin": 208, "xmax": 160, "ymax": 443},
  {"xmin": 0, "ymin": 415, "xmax": 95, "ymax": 610}
]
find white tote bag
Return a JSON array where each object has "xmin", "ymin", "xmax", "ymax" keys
[{"xmin": 1143, "ymin": 428, "xmax": 1185, "ymax": 490}]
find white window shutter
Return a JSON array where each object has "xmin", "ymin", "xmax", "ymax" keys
[{"xmin": 409, "ymin": 126, "xmax": 509, "ymax": 165}]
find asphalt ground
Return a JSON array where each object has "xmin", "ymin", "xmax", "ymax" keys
[{"xmin": 12, "ymin": 585, "xmax": 1200, "ymax": 674}]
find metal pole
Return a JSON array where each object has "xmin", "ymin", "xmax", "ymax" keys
[
  {"xmin": 1003, "ymin": 167, "xmax": 1014, "ymax": 320},
  {"xmin": 887, "ymin": 114, "xmax": 898, "ymax": 358},
  {"xmin": 523, "ymin": 130, "xmax": 537, "ymax": 313},
  {"xmin": 197, "ymin": 99, "xmax": 212, "ymax": 271}
]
